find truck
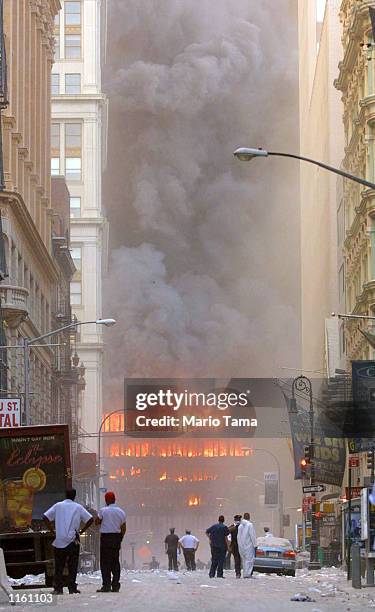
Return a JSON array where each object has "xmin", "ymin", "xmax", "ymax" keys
[{"xmin": 0, "ymin": 424, "xmax": 72, "ymax": 587}]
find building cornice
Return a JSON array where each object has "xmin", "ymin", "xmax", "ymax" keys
[{"xmin": 336, "ymin": 0, "xmax": 372, "ymax": 92}]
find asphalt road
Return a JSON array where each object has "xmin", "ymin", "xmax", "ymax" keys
[{"xmin": 1, "ymin": 567, "xmax": 375, "ymax": 612}]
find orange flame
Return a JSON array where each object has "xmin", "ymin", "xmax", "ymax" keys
[{"xmin": 188, "ymin": 495, "xmax": 201, "ymax": 506}]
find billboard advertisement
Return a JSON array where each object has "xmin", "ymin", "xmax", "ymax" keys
[{"xmin": 0, "ymin": 425, "xmax": 71, "ymax": 532}]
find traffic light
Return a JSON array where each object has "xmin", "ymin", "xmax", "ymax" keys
[
  {"xmin": 304, "ymin": 444, "xmax": 311, "ymax": 463},
  {"xmin": 300, "ymin": 445, "xmax": 312, "ymax": 475},
  {"xmin": 367, "ymin": 450, "xmax": 375, "ymax": 471}
]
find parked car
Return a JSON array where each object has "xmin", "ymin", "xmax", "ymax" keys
[{"xmin": 254, "ymin": 536, "xmax": 296, "ymax": 576}]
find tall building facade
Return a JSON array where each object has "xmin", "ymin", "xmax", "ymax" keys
[
  {"xmin": 335, "ymin": 0, "xmax": 375, "ymax": 362},
  {"xmin": 298, "ymin": 0, "xmax": 345, "ymax": 375},
  {"xmin": 0, "ymin": 0, "xmax": 81, "ymax": 430},
  {"xmin": 51, "ymin": 0, "xmax": 108, "ymax": 452}
]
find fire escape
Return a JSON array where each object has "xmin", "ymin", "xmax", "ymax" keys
[{"xmin": 0, "ymin": 0, "xmax": 9, "ymax": 394}]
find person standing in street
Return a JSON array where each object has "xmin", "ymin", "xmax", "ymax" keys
[
  {"xmin": 228, "ymin": 515, "xmax": 242, "ymax": 578},
  {"xmin": 164, "ymin": 528, "xmax": 180, "ymax": 571},
  {"xmin": 263, "ymin": 526, "xmax": 274, "ymax": 538},
  {"xmin": 206, "ymin": 515, "xmax": 229, "ymax": 578},
  {"xmin": 237, "ymin": 512, "xmax": 257, "ymax": 578},
  {"xmin": 95, "ymin": 491, "xmax": 126, "ymax": 593},
  {"xmin": 179, "ymin": 530, "xmax": 199, "ymax": 570},
  {"xmin": 43, "ymin": 489, "xmax": 93, "ymax": 595}
]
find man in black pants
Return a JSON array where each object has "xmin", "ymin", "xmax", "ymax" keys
[
  {"xmin": 164, "ymin": 528, "xmax": 180, "ymax": 571},
  {"xmin": 206, "ymin": 515, "xmax": 230, "ymax": 578},
  {"xmin": 43, "ymin": 489, "xmax": 93, "ymax": 595},
  {"xmin": 96, "ymin": 491, "xmax": 126, "ymax": 593},
  {"xmin": 228, "ymin": 515, "xmax": 242, "ymax": 578}
]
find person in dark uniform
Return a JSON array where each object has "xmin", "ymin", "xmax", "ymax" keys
[
  {"xmin": 95, "ymin": 492, "xmax": 126, "ymax": 593},
  {"xmin": 206, "ymin": 515, "xmax": 229, "ymax": 578},
  {"xmin": 164, "ymin": 528, "xmax": 180, "ymax": 571},
  {"xmin": 228, "ymin": 515, "xmax": 242, "ymax": 578}
]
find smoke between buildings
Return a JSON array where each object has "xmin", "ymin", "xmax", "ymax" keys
[{"xmin": 103, "ymin": 0, "xmax": 300, "ymax": 402}]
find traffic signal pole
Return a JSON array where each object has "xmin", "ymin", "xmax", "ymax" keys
[
  {"xmin": 347, "ymin": 461, "xmax": 352, "ymax": 580},
  {"xmin": 292, "ymin": 375, "xmax": 321, "ymax": 570}
]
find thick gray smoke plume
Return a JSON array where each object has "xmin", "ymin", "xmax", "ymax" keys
[{"xmin": 103, "ymin": 0, "xmax": 300, "ymax": 399}]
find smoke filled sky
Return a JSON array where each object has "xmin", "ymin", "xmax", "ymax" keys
[{"xmin": 103, "ymin": 0, "xmax": 300, "ymax": 400}]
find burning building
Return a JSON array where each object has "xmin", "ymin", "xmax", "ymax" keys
[{"xmin": 102, "ymin": 412, "xmax": 281, "ymax": 566}]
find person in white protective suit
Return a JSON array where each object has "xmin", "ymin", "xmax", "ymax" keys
[{"xmin": 237, "ymin": 512, "xmax": 257, "ymax": 578}]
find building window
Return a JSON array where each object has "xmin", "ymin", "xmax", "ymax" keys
[
  {"xmin": 70, "ymin": 281, "xmax": 82, "ymax": 305},
  {"xmin": 51, "ymin": 157, "xmax": 60, "ymax": 176},
  {"xmin": 339, "ymin": 264, "xmax": 345, "ymax": 297},
  {"xmin": 65, "ymin": 73, "xmax": 81, "ymax": 94},
  {"xmin": 65, "ymin": 123, "xmax": 81, "ymax": 149},
  {"xmin": 65, "ymin": 123, "xmax": 81, "ymax": 181},
  {"xmin": 65, "ymin": 2, "xmax": 81, "ymax": 26},
  {"xmin": 51, "ymin": 123, "xmax": 60, "ymax": 152},
  {"xmin": 70, "ymin": 197, "xmax": 81, "ymax": 218},
  {"xmin": 65, "ymin": 158, "xmax": 81, "ymax": 181},
  {"xmin": 65, "ymin": 34, "xmax": 81, "ymax": 59},
  {"xmin": 54, "ymin": 12, "xmax": 60, "ymax": 59},
  {"xmin": 51, "ymin": 73, "xmax": 59, "ymax": 96},
  {"xmin": 71, "ymin": 246, "xmax": 82, "ymax": 271},
  {"xmin": 340, "ymin": 325, "xmax": 345, "ymax": 356}
]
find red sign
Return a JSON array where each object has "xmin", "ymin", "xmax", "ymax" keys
[
  {"xmin": 345, "ymin": 486, "xmax": 363, "ymax": 499},
  {"xmin": 349, "ymin": 457, "xmax": 360, "ymax": 468},
  {"xmin": 302, "ymin": 496, "xmax": 314, "ymax": 513}
]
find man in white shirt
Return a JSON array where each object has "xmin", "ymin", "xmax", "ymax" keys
[
  {"xmin": 263, "ymin": 526, "xmax": 274, "ymax": 538},
  {"xmin": 43, "ymin": 489, "xmax": 93, "ymax": 595},
  {"xmin": 237, "ymin": 512, "xmax": 257, "ymax": 578},
  {"xmin": 179, "ymin": 530, "xmax": 199, "ymax": 571},
  {"xmin": 95, "ymin": 491, "xmax": 126, "ymax": 593}
]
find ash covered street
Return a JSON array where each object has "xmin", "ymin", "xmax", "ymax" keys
[{"xmin": 3, "ymin": 568, "xmax": 375, "ymax": 612}]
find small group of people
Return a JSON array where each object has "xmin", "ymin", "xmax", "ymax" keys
[
  {"xmin": 206, "ymin": 513, "xmax": 264, "ymax": 579},
  {"xmin": 164, "ymin": 528, "xmax": 200, "ymax": 571},
  {"xmin": 43, "ymin": 489, "xmax": 126, "ymax": 595}
]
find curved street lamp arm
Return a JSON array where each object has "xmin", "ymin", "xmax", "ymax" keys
[
  {"xmin": 28, "ymin": 320, "xmax": 98, "ymax": 345},
  {"xmin": 268, "ymin": 152, "xmax": 375, "ymax": 191}
]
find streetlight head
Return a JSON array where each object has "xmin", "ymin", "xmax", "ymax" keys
[
  {"xmin": 233, "ymin": 147, "xmax": 269, "ymax": 161},
  {"xmin": 96, "ymin": 318, "xmax": 116, "ymax": 327}
]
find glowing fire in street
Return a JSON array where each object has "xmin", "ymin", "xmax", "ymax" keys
[{"xmin": 188, "ymin": 495, "xmax": 201, "ymax": 506}]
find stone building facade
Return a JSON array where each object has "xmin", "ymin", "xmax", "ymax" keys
[
  {"xmin": 335, "ymin": 0, "xmax": 375, "ymax": 361},
  {"xmin": 0, "ymin": 0, "xmax": 82, "ymax": 434}
]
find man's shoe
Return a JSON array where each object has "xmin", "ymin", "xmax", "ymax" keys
[
  {"xmin": 52, "ymin": 589, "xmax": 63, "ymax": 595},
  {"xmin": 111, "ymin": 586, "xmax": 120, "ymax": 593},
  {"xmin": 69, "ymin": 589, "xmax": 81, "ymax": 594},
  {"xmin": 96, "ymin": 587, "xmax": 111, "ymax": 593}
]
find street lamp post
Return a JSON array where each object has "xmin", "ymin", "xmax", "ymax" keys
[
  {"xmin": 23, "ymin": 318, "xmax": 116, "ymax": 425},
  {"xmin": 233, "ymin": 148, "xmax": 375, "ymax": 191},
  {"xmin": 291, "ymin": 375, "xmax": 320, "ymax": 570},
  {"xmin": 96, "ymin": 408, "xmax": 123, "ymax": 510}
]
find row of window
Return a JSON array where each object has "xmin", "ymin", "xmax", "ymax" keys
[
  {"xmin": 52, "ymin": 73, "xmax": 81, "ymax": 95},
  {"xmin": 55, "ymin": 2, "xmax": 82, "ymax": 60},
  {"xmin": 51, "ymin": 157, "xmax": 81, "ymax": 181},
  {"xmin": 7, "ymin": 238, "xmax": 51, "ymax": 335}
]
